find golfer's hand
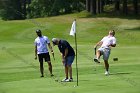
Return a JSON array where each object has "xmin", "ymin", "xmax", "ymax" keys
[
  {"xmin": 107, "ymin": 44, "xmax": 112, "ymax": 48},
  {"xmin": 62, "ymin": 58, "xmax": 65, "ymax": 65}
]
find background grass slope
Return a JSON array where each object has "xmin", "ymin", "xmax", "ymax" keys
[{"xmin": 0, "ymin": 13, "xmax": 140, "ymax": 93}]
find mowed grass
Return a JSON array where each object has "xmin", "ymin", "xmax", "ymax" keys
[{"xmin": 0, "ymin": 13, "xmax": 140, "ymax": 93}]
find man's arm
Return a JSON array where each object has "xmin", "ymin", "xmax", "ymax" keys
[
  {"xmin": 61, "ymin": 53, "xmax": 65, "ymax": 65},
  {"xmin": 35, "ymin": 45, "xmax": 37, "ymax": 60},
  {"xmin": 109, "ymin": 37, "xmax": 116, "ymax": 47},
  {"xmin": 94, "ymin": 41, "xmax": 103, "ymax": 48},
  {"xmin": 61, "ymin": 48, "xmax": 68, "ymax": 65},
  {"xmin": 48, "ymin": 43, "xmax": 53, "ymax": 52},
  {"xmin": 48, "ymin": 43, "xmax": 55, "ymax": 60},
  {"xmin": 64, "ymin": 48, "xmax": 68, "ymax": 59},
  {"xmin": 109, "ymin": 44, "xmax": 116, "ymax": 47}
]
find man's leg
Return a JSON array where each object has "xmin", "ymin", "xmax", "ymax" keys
[
  {"xmin": 67, "ymin": 56, "xmax": 74, "ymax": 82},
  {"xmin": 104, "ymin": 60, "xmax": 109, "ymax": 71},
  {"xmin": 40, "ymin": 62, "xmax": 44, "ymax": 77},
  {"xmin": 47, "ymin": 62, "xmax": 53, "ymax": 76},
  {"xmin": 103, "ymin": 49, "xmax": 110, "ymax": 75},
  {"xmin": 61, "ymin": 65, "xmax": 69, "ymax": 82},
  {"xmin": 44, "ymin": 53, "xmax": 53, "ymax": 76},
  {"xmin": 104, "ymin": 60, "xmax": 110, "ymax": 75},
  {"xmin": 96, "ymin": 50, "xmax": 101, "ymax": 59},
  {"xmin": 94, "ymin": 50, "xmax": 101, "ymax": 63},
  {"xmin": 65, "ymin": 66, "xmax": 68, "ymax": 79},
  {"xmin": 68, "ymin": 65, "xmax": 72, "ymax": 79}
]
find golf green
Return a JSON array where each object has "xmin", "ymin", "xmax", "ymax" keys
[{"xmin": 0, "ymin": 13, "xmax": 140, "ymax": 93}]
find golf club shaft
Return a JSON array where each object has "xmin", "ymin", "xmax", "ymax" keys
[{"xmin": 94, "ymin": 48, "xmax": 96, "ymax": 55}]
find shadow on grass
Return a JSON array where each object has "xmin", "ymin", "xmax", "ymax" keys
[
  {"xmin": 110, "ymin": 72, "xmax": 132, "ymax": 75},
  {"xmin": 125, "ymin": 27, "xmax": 140, "ymax": 31},
  {"xmin": 78, "ymin": 11, "xmax": 140, "ymax": 20},
  {"xmin": 80, "ymin": 79, "xmax": 91, "ymax": 82},
  {"xmin": 0, "ymin": 66, "xmax": 38, "ymax": 70}
]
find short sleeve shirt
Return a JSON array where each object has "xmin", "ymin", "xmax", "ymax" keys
[
  {"xmin": 101, "ymin": 36, "xmax": 116, "ymax": 48},
  {"xmin": 58, "ymin": 40, "xmax": 75, "ymax": 57},
  {"xmin": 34, "ymin": 36, "xmax": 50, "ymax": 54}
]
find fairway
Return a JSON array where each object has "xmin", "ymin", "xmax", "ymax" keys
[{"xmin": 0, "ymin": 14, "xmax": 140, "ymax": 93}]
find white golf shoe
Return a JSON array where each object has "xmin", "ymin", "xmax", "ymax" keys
[
  {"xmin": 61, "ymin": 78, "xmax": 69, "ymax": 82},
  {"xmin": 61, "ymin": 78, "xmax": 73, "ymax": 82},
  {"xmin": 105, "ymin": 71, "xmax": 109, "ymax": 76},
  {"xmin": 69, "ymin": 78, "xmax": 73, "ymax": 82}
]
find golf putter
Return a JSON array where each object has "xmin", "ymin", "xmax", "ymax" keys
[
  {"xmin": 93, "ymin": 48, "xmax": 97, "ymax": 62},
  {"xmin": 93, "ymin": 48, "xmax": 100, "ymax": 63},
  {"xmin": 93, "ymin": 48, "xmax": 97, "ymax": 71},
  {"xmin": 94, "ymin": 48, "xmax": 96, "ymax": 56}
]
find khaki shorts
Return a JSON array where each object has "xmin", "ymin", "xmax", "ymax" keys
[{"xmin": 98, "ymin": 47, "xmax": 111, "ymax": 60}]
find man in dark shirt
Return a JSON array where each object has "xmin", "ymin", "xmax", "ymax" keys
[{"xmin": 52, "ymin": 38, "xmax": 75, "ymax": 82}]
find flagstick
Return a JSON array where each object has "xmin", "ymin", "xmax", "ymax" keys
[
  {"xmin": 70, "ymin": 19, "xmax": 78, "ymax": 86},
  {"xmin": 75, "ymin": 32, "xmax": 78, "ymax": 86},
  {"xmin": 75, "ymin": 19, "xmax": 78, "ymax": 86},
  {"xmin": 74, "ymin": 19, "xmax": 78, "ymax": 86}
]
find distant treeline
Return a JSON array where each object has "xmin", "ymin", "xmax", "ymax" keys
[
  {"xmin": 86, "ymin": 0, "xmax": 139, "ymax": 15},
  {"xmin": 0, "ymin": 0, "xmax": 139, "ymax": 20}
]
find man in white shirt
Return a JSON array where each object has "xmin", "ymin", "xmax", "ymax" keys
[
  {"xmin": 34, "ymin": 29, "xmax": 54, "ymax": 77},
  {"xmin": 94, "ymin": 30, "xmax": 116, "ymax": 75}
]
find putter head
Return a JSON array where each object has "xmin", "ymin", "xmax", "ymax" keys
[{"xmin": 113, "ymin": 58, "xmax": 118, "ymax": 61}]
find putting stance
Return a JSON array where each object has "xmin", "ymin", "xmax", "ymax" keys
[
  {"xmin": 52, "ymin": 38, "xmax": 75, "ymax": 82},
  {"xmin": 34, "ymin": 29, "xmax": 54, "ymax": 77},
  {"xmin": 94, "ymin": 30, "xmax": 116, "ymax": 75}
]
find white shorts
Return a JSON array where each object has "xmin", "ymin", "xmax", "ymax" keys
[{"xmin": 98, "ymin": 47, "xmax": 111, "ymax": 60}]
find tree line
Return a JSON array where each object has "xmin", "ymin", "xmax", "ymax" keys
[
  {"xmin": 0, "ymin": 0, "xmax": 139, "ymax": 20},
  {"xmin": 86, "ymin": 0, "xmax": 139, "ymax": 15},
  {"xmin": 0, "ymin": 0, "xmax": 85, "ymax": 20}
]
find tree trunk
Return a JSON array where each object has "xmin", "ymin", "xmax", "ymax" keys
[
  {"xmin": 90, "ymin": 0, "xmax": 94, "ymax": 14},
  {"xmin": 86, "ymin": 0, "xmax": 90, "ymax": 12},
  {"xmin": 97, "ymin": 0, "xmax": 101, "ymax": 14},
  {"xmin": 93, "ymin": 0, "xmax": 97, "ymax": 14},
  {"xmin": 16, "ymin": 0, "xmax": 23, "ymax": 19},
  {"xmin": 23, "ymin": 0, "xmax": 26, "ymax": 18},
  {"xmin": 96, "ymin": 0, "xmax": 99, "ymax": 14},
  {"xmin": 133, "ymin": 0, "xmax": 138, "ymax": 14},
  {"xmin": 106, "ymin": 0, "xmax": 110, "ymax": 5},
  {"xmin": 101, "ymin": 0, "xmax": 105, "ymax": 13},
  {"xmin": 90, "ymin": 0, "xmax": 96, "ymax": 14},
  {"xmin": 115, "ymin": 0, "xmax": 120, "ymax": 11},
  {"xmin": 123, "ymin": 0, "xmax": 127, "ymax": 15}
]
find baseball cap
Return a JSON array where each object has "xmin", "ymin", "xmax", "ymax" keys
[
  {"xmin": 52, "ymin": 38, "xmax": 59, "ymax": 45},
  {"xmin": 36, "ymin": 29, "xmax": 41, "ymax": 33}
]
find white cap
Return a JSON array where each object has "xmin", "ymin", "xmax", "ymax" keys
[{"xmin": 52, "ymin": 38, "xmax": 59, "ymax": 45}]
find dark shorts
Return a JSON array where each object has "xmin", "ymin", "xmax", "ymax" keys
[
  {"xmin": 65, "ymin": 55, "xmax": 75, "ymax": 66},
  {"xmin": 38, "ymin": 53, "xmax": 50, "ymax": 62}
]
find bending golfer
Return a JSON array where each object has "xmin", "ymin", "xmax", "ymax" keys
[
  {"xmin": 94, "ymin": 30, "xmax": 116, "ymax": 75},
  {"xmin": 34, "ymin": 29, "xmax": 54, "ymax": 77},
  {"xmin": 52, "ymin": 38, "xmax": 75, "ymax": 82}
]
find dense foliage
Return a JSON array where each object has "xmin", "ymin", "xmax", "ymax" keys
[{"xmin": 0, "ymin": 0, "xmax": 139, "ymax": 20}]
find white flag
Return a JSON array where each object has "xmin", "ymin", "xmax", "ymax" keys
[{"xmin": 70, "ymin": 20, "xmax": 76, "ymax": 36}]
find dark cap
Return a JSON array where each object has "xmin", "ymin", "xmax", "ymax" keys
[{"xmin": 36, "ymin": 29, "xmax": 41, "ymax": 33}]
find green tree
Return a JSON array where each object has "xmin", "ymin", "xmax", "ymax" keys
[
  {"xmin": 123, "ymin": 0, "xmax": 128, "ymax": 15},
  {"xmin": 28, "ymin": 0, "xmax": 85, "ymax": 17},
  {"xmin": 133, "ymin": 0, "xmax": 138, "ymax": 14},
  {"xmin": 0, "ymin": 0, "xmax": 26, "ymax": 20},
  {"xmin": 115, "ymin": 0, "xmax": 120, "ymax": 11}
]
